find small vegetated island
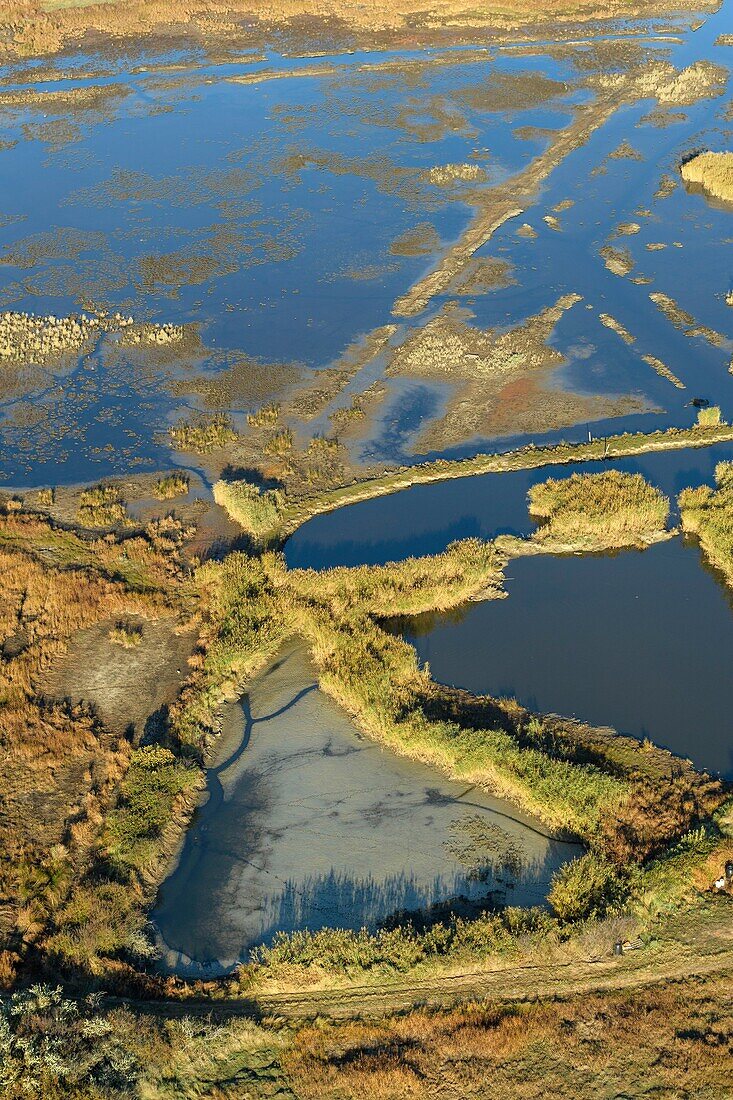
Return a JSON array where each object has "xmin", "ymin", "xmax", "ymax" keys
[
  {"xmin": 3, "ymin": 0, "xmax": 733, "ymax": 1094},
  {"xmin": 680, "ymin": 151, "xmax": 733, "ymax": 203}
]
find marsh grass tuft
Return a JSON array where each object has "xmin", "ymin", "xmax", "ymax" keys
[
  {"xmin": 681, "ymin": 151, "xmax": 733, "ymax": 203},
  {"xmin": 527, "ymin": 470, "xmax": 669, "ymax": 549},
  {"xmin": 77, "ymin": 484, "xmax": 128, "ymax": 528},
  {"xmin": 153, "ymin": 472, "xmax": 189, "ymax": 500},
  {"xmin": 108, "ymin": 621, "xmax": 143, "ymax": 648},
  {"xmin": 169, "ymin": 414, "xmax": 238, "ymax": 453}
]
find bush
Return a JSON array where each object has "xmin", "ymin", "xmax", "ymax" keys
[
  {"xmin": 548, "ymin": 853, "xmax": 630, "ymax": 921},
  {"xmin": 213, "ymin": 479, "xmax": 283, "ymax": 538},
  {"xmin": 105, "ymin": 746, "xmax": 198, "ymax": 872},
  {"xmin": 153, "ymin": 472, "xmax": 189, "ymax": 500},
  {"xmin": 697, "ymin": 404, "xmax": 722, "ymax": 427}
]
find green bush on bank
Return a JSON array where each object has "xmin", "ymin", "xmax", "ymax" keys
[
  {"xmin": 679, "ymin": 460, "xmax": 733, "ymax": 586},
  {"xmin": 213, "ymin": 479, "xmax": 283, "ymax": 539},
  {"xmin": 104, "ymin": 746, "xmax": 199, "ymax": 873}
]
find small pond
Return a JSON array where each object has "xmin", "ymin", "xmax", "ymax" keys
[{"xmin": 152, "ymin": 642, "xmax": 580, "ymax": 976}]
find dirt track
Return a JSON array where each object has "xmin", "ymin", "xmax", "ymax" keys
[{"xmin": 115, "ymin": 901, "xmax": 733, "ymax": 1021}]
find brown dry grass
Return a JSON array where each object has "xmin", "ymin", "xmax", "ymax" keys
[
  {"xmin": 0, "ymin": 508, "xmax": 196, "ymax": 984},
  {"xmin": 283, "ymin": 977, "xmax": 733, "ymax": 1099},
  {"xmin": 3, "ymin": 0, "xmax": 717, "ymax": 62}
]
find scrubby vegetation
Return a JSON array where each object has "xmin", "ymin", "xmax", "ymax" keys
[
  {"xmin": 153, "ymin": 472, "xmax": 189, "ymax": 500},
  {"xmin": 0, "ymin": 505, "xmax": 200, "ymax": 985},
  {"xmin": 527, "ymin": 470, "xmax": 670, "ymax": 549},
  {"xmin": 281, "ymin": 975, "xmax": 733, "ymax": 1099},
  {"xmin": 680, "ymin": 459, "xmax": 733, "ymax": 586},
  {"xmin": 77, "ymin": 484, "xmax": 128, "ymax": 528},
  {"xmin": 169, "ymin": 414, "xmax": 238, "ymax": 453},
  {"xmin": 681, "ymin": 150, "xmax": 733, "ymax": 202}
]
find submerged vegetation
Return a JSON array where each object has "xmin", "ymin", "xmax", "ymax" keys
[{"xmin": 527, "ymin": 470, "xmax": 670, "ymax": 549}]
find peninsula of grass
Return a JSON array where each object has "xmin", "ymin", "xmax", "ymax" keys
[
  {"xmin": 526, "ymin": 470, "xmax": 670, "ymax": 550},
  {"xmin": 680, "ymin": 460, "xmax": 733, "ymax": 586},
  {"xmin": 680, "ymin": 150, "xmax": 733, "ymax": 203},
  {"xmin": 214, "ymin": 416, "xmax": 733, "ymax": 545}
]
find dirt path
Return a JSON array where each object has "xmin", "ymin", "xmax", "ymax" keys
[
  {"xmin": 116, "ymin": 904, "xmax": 733, "ymax": 1020},
  {"xmin": 392, "ymin": 95, "xmax": 622, "ymax": 317}
]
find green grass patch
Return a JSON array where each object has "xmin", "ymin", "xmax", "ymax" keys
[{"xmin": 679, "ymin": 460, "xmax": 733, "ymax": 586}]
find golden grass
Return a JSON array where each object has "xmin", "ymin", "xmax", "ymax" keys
[
  {"xmin": 679, "ymin": 459, "xmax": 733, "ymax": 587},
  {"xmin": 681, "ymin": 151, "xmax": 733, "ymax": 203},
  {"xmin": 4, "ymin": 0, "xmax": 718, "ymax": 62},
  {"xmin": 527, "ymin": 470, "xmax": 670, "ymax": 549},
  {"xmin": 282, "ymin": 977, "xmax": 733, "ymax": 1099}
]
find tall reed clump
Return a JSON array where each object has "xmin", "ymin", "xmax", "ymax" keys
[
  {"xmin": 154, "ymin": 472, "xmax": 189, "ymax": 500},
  {"xmin": 679, "ymin": 460, "xmax": 733, "ymax": 587},
  {"xmin": 680, "ymin": 151, "xmax": 733, "ymax": 203},
  {"xmin": 527, "ymin": 470, "xmax": 669, "ymax": 549},
  {"xmin": 213, "ymin": 479, "xmax": 283, "ymax": 540}
]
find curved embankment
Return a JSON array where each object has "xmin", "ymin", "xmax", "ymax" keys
[
  {"xmin": 115, "ymin": 901, "xmax": 733, "ymax": 1020},
  {"xmin": 214, "ymin": 422, "xmax": 733, "ymax": 543}
]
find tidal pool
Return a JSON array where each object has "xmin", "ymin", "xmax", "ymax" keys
[
  {"xmin": 398, "ymin": 537, "xmax": 733, "ymax": 778},
  {"xmin": 152, "ymin": 643, "xmax": 579, "ymax": 976}
]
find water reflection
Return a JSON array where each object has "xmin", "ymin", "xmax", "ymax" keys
[{"xmin": 152, "ymin": 643, "xmax": 579, "ymax": 976}]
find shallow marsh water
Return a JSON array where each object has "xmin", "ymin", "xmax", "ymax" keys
[
  {"xmin": 1, "ymin": 3, "xmax": 732, "ymax": 481},
  {"xmin": 152, "ymin": 644, "xmax": 580, "ymax": 975}
]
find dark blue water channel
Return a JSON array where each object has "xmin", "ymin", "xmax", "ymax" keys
[{"xmin": 286, "ymin": 440, "xmax": 733, "ymax": 568}]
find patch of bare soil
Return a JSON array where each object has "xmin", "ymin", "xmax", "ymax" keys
[{"xmin": 40, "ymin": 616, "xmax": 197, "ymax": 739}]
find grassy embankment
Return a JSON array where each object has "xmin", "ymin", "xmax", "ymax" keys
[{"xmin": 214, "ymin": 416, "xmax": 733, "ymax": 543}]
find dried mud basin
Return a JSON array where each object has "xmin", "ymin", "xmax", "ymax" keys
[
  {"xmin": 152, "ymin": 643, "xmax": 580, "ymax": 977},
  {"xmin": 40, "ymin": 616, "xmax": 197, "ymax": 739}
]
